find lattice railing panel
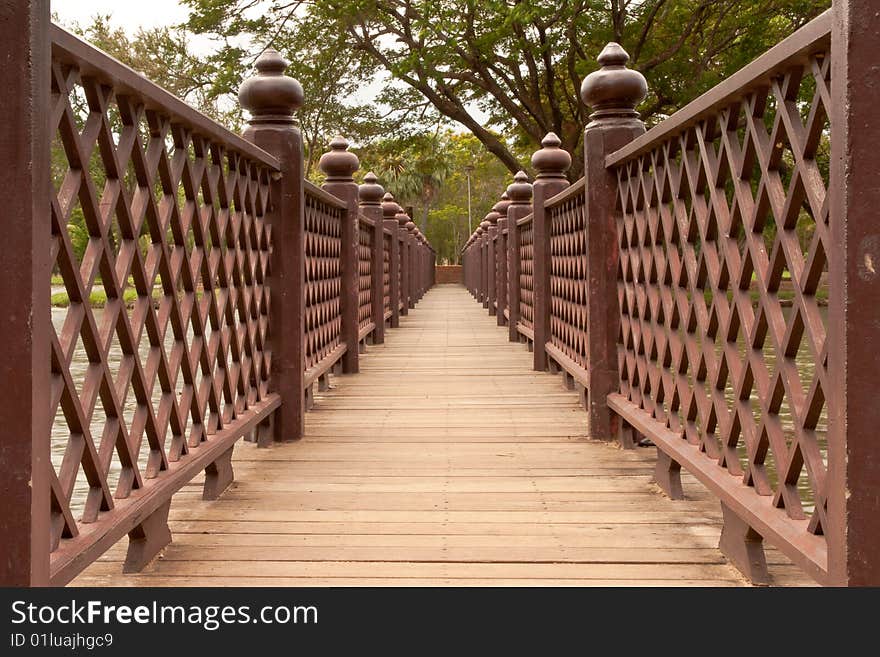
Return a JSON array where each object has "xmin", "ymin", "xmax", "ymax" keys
[
  {"xmin": 357, "ymin": 217, "xmax": 373, "ymax": 332},
  {"xmin": 519, "ymin": 218, "xmax": 535, "ymax": 330},
  {"xmin": 48, "ymin": 54, "xmax": 275, "ymax": 554},
  {"xmin": 613, "ymin": 48, "xmax": 832, "ymax": 538},
  {"xmin": 304, "ymin": 189, "xmax": 343, "ymax": 369},
  {"xmin": 549, "ymin": 191, "xmax": 588, "ymax": 369}
]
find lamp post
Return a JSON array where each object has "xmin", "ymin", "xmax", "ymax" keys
[{"xmin": 464, "ymin": 164, "xmax": 475, "ymax": 232}]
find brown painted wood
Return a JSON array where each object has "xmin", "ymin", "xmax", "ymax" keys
[
  {"xmin": 75, "ymin": 286, "xmax": 807, "ymax": 587},
  {"xmin": 827, "ymin": 0, "xmax": 880, "ymax": 587},
  {"xmin": 0, "ymin": 0, "xmax": 52, "ymax": 587}
]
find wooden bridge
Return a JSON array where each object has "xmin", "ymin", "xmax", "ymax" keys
[
  {"xmin": 72, "ymin": 286, "xmax": 808, "ymax": 586},
  {"xmin": 2, "ymin": 2, "xmax": 879, "ymax": 588}
]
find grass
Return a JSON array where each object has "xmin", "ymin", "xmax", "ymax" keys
[
  {"xmin": 51, "ymin": 288, "xmax": 149, "ymax": 308},
  {"xmin": 51, "ymin": 274, "xmax": 163, "ymax": 287}
]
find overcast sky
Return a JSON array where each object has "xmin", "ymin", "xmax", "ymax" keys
[{"xmin": 53, "ymin": 0, "xmax": 190, "ymax": 32}]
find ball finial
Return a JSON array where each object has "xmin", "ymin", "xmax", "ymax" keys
[
  {"xmin": 319, "ymin": 136, "xmax": 359, "ymax": 182},
  {"xmin": 238, "ymin": 49, "xmax": 304, "ymax": 126},
  {"xmin": 531, "ymin": 132, "xmax": 571, "ymax": 180},
  {"xmin": 507, "ymin": 171, "xmax": 533, "ymax": 205},
  {"xmin": 359, "ymin": 172, "xmax": 385, "ymax": 206},
  {"xmin": 580, "ymin": 43, "xmax": 648, "ymax": 122}
]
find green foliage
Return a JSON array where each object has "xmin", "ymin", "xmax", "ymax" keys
[
  {"xmin": 63, "ymin": 2, "xmax": 832, "ymax": 262},
  {"xmin": 69, "ymin": 14, "xmax": 227, "ymax": 122},
  {"xmin": 50, "ymin": 288, "xmax": 141, "ymax": 308},
  {"xmin": 357, "ymin": 131, "xmax": 512, "ymax": 263},
  {"xmin": 183, "ymin": 0, "xmax": 830, "ymax": 177}
]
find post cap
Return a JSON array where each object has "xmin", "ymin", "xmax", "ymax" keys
[
  {"xmin": 238, "ymin": 49, "xmax": 303, "ymax": 125},
  {"xmin": 382, "ymin": 192, "xmax": 401, "ymax": 219},
  {"xmin": 507, "ymin": 171, "xmax": 533, "ymax": 204},
  {"xmin": 580, "ymin": 43, "xmax": 647, "ymax": 121},
  {"xmin": 359, "ymin": 172, "xmax": 385, "ymax": 206},
  {"xmin": 494, "ymin": 191, "xmax": 512, "ymax": 219},
  {"xmin": 319, "ymin": 136, "xmax": 359, "ymax": 182},
  {"xmin": 531, "ymin": 132, "xmax": 571, "ymax": 180}
]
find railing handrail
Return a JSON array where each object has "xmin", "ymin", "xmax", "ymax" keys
[
  {"xmin": 50, "ymin": 24, "xmax": 280, "ymax": 171},
  {"xmin": 605, "ymin": 9, "xmax": 832, "ymax": 169},
  {"xmin": 545, "ymin": 177, "xmax": 585, "ymax": 211},
  {"xmin": 304, "ymin": 179, "xmax": 347, "ymax": 209}
]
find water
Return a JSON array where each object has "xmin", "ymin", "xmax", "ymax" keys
[
  {"xmin": 51, "ymin": 302, "xmax": 215, "ymax": 517},
  {"xmin": 706, "ymin": 305, "xmax": 827, "ymax": 516}
]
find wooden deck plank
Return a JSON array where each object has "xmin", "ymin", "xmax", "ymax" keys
[{"xmin": 73, "ymin": 284, "xmax": 811, "ymax": 587}]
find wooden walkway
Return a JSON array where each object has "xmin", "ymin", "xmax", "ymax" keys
[{"xmin": 74, "ymin": 285, "xmax": 809, "ymax": 586}]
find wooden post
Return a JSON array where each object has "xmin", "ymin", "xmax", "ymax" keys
[
  {"xmin": 531, "ymin": 133, "xmax": 571, "ymax": 371},
  {"xmin": 382, "ymin": 193, "xmax": 402, "ymax": 328},
  {"xmin": 396, "ymin": 207, "xmax": 412, "ymax": 315},
  {"xmin": 359, "ymin": 172, "xmax": 385, "ymax": 344},
  {"xmin": 506, "ymin": 172, "xmax": 533, "ymax": 342},
  {"xmin": 580, "ymin": 44, "xmax": 647, "ymax": 441},
  {"xmin": 494, "ymin": 192, "xmax": 512, "ymax": 326},
  {"xmin": 479, "ymin": 222, "xmax": 489, "ymax": 307},
  {"xmin": 487, "ymin": 225, "xmax": 497, "ymax": 315},
  {"xmin": 239, "ymin": 50, "xmax": 307, "ymax": 442},
  {"xmin": 319, "ymin": 137, "xmax": 360, "ymax": 374},
  {"xmin": 496, "ymin": 220, "xmax": 506, "ymax": 325},
  {"xmin": 413, "ymin": 231, "xmax": 423, "ymax": 302},
  {"xmin": 474, "ymin": 231, "xmax": 482, "ymax": 301},
  {"xmin": 405, "ymin": 217, "xmax": 418, "ymax": 309},
  {"xmin": 828, "ymin": 0, "xmax": 880, "ymax": 586},
  {"xmin": 0, "ymin": 0, "xmax": 51, "ymax": 586}
]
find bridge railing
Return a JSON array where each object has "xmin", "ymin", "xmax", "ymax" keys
[
  {"xmin": 461, "ymin": 1, "xmax": 879, "ymax": 586},
  {"xmin": 0, "ymin": 6, "xmax": 433, "ymax": 587}
]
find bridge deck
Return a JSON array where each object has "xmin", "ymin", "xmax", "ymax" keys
[{"xmin": 74, "ymin": 285, "xmax": 810, "ymax": 586}]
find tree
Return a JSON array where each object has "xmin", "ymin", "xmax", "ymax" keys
[
  {"xmin": 183, "ymin": 0, "xmax": 414, "ymax": 175},
  {"xmin": 183, "ymin": 0, "xmax": 831, "ymax": 178},
  {"xmin": 69, "ymin": 14, "xmax": 227, "ymax": 122},
  {"xmin": 359, "ymin": 131, "xmax": 454, "ymax": 233}
]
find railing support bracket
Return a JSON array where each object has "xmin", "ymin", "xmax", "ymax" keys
[
  {"xmin": 203, "ymin": 446, "xmax": 235, "ymax": 500},
  {"xmin": 123, "ymin": 500, "xmax": 172, "ymax": 574},
  {"xmin": 719, "ymin": 502, "xmax": 770, "ymax": 585}
]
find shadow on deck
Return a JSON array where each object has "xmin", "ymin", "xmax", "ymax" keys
[{"xmin": 74, "ymin": 285, "xmax": 811, "ymax": 586}]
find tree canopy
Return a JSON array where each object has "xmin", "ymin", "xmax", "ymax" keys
[
  {"xmin": 182, "ymin": 0, "xmax": 830, "ymax": 177},
  {"xmin": 62, "ymin": 0, "xmax": 832, "ymax": 262}
]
